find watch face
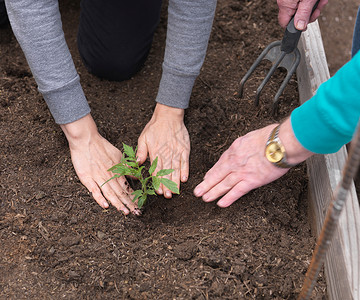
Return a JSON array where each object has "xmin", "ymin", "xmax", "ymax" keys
[{"xmin": 265, "ymin": 141, "xmax": 284, "ymax": 163}]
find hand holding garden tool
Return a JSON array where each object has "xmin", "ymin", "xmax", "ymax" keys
[{"xmin": 239, "ymin": 1, "xmax": 320, "ymax": 115}]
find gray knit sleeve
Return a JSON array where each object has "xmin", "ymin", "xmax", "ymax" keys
[
  {"xmin": 5, "ymin": 0, "xmax": 90, "ymax": 124},
  {"xmin": 155, "ymin": 0, "xmax": 217, "ymax": 109}
]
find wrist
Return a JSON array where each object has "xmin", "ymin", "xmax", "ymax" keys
[
  {"xmin": 277, "ymin": 118, "xmax": 313, "ymax": 165},
  {"xmin": 153, "ymin": 103, "xmax": 184, "ymax": 121},
  {"xmin": 60, "ymin": 114, "xmax": 100, "ymax": 148}
]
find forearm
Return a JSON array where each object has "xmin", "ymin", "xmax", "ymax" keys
[
  {"xmin": 5, "ymin": 0, "xmax": 90, "ymax": 124},
  {"xmin": 156, "ymin": 0, "xmax": 217, "ymax": 109},
  {"xmin": 291, "ymin": 51, "xmax": 360, "ymax": 154}
]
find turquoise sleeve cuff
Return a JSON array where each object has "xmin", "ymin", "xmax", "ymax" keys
[{"xmin": 291, "ymin": 51, "xmax": 360, "ymax": 154}]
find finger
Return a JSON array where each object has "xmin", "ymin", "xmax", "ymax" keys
[
  {"xmin": 82, "ymin": 178, "xmax": 109, "ymax": 209},
  {"xmin": 317, "ymin": 0, "xmax": 328, "ymax": 12},
  {"xmin": 121, "ymin": 178, "xmax": 134, "ymax": 195},
  {"xmin": 110, "ymin": 176, "xmax": 141, "ymax": 215},
  {"xmin": 216, "ymin": 180, "xmax": 256, "ymax": 208},
  {"xmin": 309, "ymin": 9, "xmax": 320, "ymax": 23},
  {"xmin": 194, "ymin": 156, "xmax": 231, "ymax": 197},
  {"xmin": 277, "ymin": 0, "xmax": 297, "ymax": 28},
  {"xmin": 294, "ymin": 0, "xmax": 319, "ymax": 30},
  {"xmin": 167, "ymin": 152, "xmax": 181, "ymax": 197},
  {"xmin": 101, "ymin": 183, "xmax": 130, "ymax": 215},
  {"xmin": 161, "ymin": 152, "xmax": 173, "ymax": 199},
  {"xmin": 203, "ymin": 148, "xmax": 232, "ymax": 180},
  {"xmin": 136, "ymin": 135, "xmax": 148, "ymax": 165},
  {"xmin": 201, "ymin": 172, "xmax": 240, "ymax": 203},
  {"xmin": 152, "ymin": 153, "xmax": 164, "ymax": 195},
  {"xmin": 308, "ymin": 0, "xmax": 328, "ymax": 22},
  {"xmin": 180, "ymin": 149, "xmax": 189, "ymax": 183}
]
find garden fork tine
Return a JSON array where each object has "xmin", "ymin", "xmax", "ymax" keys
[{"xmin": 239, "ymin": 1, "xmax": 319, "ymax": 115}]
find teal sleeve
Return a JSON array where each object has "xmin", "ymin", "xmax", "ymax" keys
[{"xmin": 290, "ymin": 51, "xmax": 360, "ymax": 154}]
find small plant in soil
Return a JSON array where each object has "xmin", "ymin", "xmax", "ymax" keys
[{"xmin": 102, "ymin": 143, "xmax": 179, "ymax": 208}]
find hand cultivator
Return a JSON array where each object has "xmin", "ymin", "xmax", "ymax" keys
[{"xmin": 239, "ymin": 1, "xmax": 319, "ymax": 115}]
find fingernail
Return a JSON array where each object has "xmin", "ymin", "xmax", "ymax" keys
[
  {"xmin": 120, "ymin": 208, "xmax": 130, "ymax": 215},
  {"xmin": 158, "ymin": 188, "xmax": 163, "ymax": 194},
  {"xmin": 181, "ymin": 175, "xmax": 187, "ymax": 182},
  {"xmin": 296, "ymin": 20, "xmax": 305, "ymax": 30},
  {"xmin": 202, "ymin": 194, "xmax": 209, "ymax": 201},
  {"xmin": 194, "ymin": 187, "xmax": 202, "ymax": 197},
  {"xmin": 103, "ymin": 202, "xmax": 109, "ymax": 208},
  {"xmin": 132, "ymin": 208, "xmax": 142, "ymax": 216},
  {"xmin": 165, "ymin": 191, "xmax": 172, "ymax": 198},
  {"xmin": 136, "ymin": 157, "xmax": 141, "ymax": 162}
]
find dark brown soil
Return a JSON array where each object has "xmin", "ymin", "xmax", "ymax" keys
[
  {"xmin": 318, "ymin": 0, "xmax": 358, "ymax": 76},
  {"xmin": 0, "ymin": 0, "xmax": 329, "ymax": 299},
  {"xmin": 318, "ymin": 1, "xmax": 360, "ymax": 198}
]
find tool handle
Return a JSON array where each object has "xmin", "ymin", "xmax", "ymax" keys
[{"xmin": 280, "ymin": 0, "xmax": 320, "ymax": 54}]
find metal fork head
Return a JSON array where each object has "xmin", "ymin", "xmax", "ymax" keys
[{"xmin": 239, "ymin": 40, "xmax": 301, "ymax": 115}]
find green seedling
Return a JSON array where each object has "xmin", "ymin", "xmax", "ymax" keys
[{"xmin": 102, "ymin": 143, "xmax": 179, "ymax": 209}]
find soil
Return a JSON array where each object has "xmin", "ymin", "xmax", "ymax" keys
[
  {"xmin": 318, "ymin": 2, "xmax": 360, "ymax": 197},
  {"xmin": 2, "ymin": 0, "xmax": 352, "ymax": 299},
  {"xmin": 318, "ymin": 0, "xmax": 358, "ymax": 76}
]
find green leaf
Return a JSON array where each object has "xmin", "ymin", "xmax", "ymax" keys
[
  {"xmin": 132, "ymin": 190, "xmax": 143, "ymax": 202},
  {"xmin": 156, "ymin": 169, "xmax": 174, "ymax": 176},
  {"xmin": 120, "ymin": 156, "xmax": 129, "ymax": 165},
  {"xmin": 101, "ymin": 174, "xmax": 121, "ymax": 187},
  {"xmin": 107, "ymin": 163, "xmax": 123, "ymax": 172},
  {"xmin": 152, "ymin": 176, "xmax": 161, "ymax": 191},
  {"xmin": 125, "ymin": 161, "xmax": 138, "ymax": 168},
  {"xmin": 110, "ymin": 166, "xmax": 131, "ymax": 176},
  {"xmin": 123, "ymin": 143, "xmax": 136, "ymax": 159},
  {"xmin": 149, "ymin": 157, "xmax": 158, "ymax": 175},
  {"xmin": 130, "ymin": 168, "xmax": 140, "ymax": 179},
  {"xmin": 147, "ymin": 189, "xmax": 156, "ymax": 195},
  {"xmin": 160, "ymin": 178, "xmax": 179, "ymax": 194},
  {"xmin": 133, "ymin": 166, "xmax": 144, "ymax": 179},
  {"xmin": 137, "ymin": 194, "xmax": 147, "ymax": 209},
  {"xmin": 142, "ymin": 177, "xmax": 150, "ymax": 186}
]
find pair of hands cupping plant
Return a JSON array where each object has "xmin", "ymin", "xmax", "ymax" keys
[
  {"xmin": 101, "ymin": 104, "xmax": 186, "ymax": 212},
  {"xmin": 103, "ymin": 143, "xmax": 179, "ymax": 209},
  {"xmin": 63, "ymin": 105, "xmax": 188, "ymax": 216}
]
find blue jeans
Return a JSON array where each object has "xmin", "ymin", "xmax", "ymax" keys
[{"xmin": 352, "ymin": 7, "xmax": 360, "ymax": 57}]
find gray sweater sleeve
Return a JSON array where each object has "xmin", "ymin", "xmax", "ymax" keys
[
  {"xmin": 5, "ymin": 0, "xmax": 90, "ymax": 124},
  {"xmin": 156, "ymin": 0, "xmax": 217, "ymax": 109},
  {"xmin": 5, "ymin": 0, "xmax": 216, "ymax": 124}
]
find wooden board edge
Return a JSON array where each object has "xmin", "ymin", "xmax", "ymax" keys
[{"xmin": 296, "ymin": 21, "xmax": 360, "ymax": 300}]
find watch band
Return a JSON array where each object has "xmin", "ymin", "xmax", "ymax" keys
[{"xmin": 266, "ymin": 125, "xmax": 297, "ymax": 169}]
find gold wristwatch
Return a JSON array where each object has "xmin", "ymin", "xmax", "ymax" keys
[{"xmin": 265, "ymin": 125, "xmax": 296, "ymax": 169}]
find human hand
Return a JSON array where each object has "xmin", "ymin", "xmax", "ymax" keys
[
  {"xmin": 194, "ymin": 119, "xmax": 313, "ymax": 207},
  {"xmin": 60, "ymin": 114, "xmax": 140, "ymax": 215},
  {"xmin": 277, "ymin": 0, "xmax": 328, "ymax": 30},
  {"xmin": 136, "ymin": 103, "xmax": 190, "ymax": 199}
]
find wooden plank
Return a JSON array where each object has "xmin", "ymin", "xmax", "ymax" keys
[{"xmin": 296, "ymin": 21, "xmax": 360, "ymax": 300}]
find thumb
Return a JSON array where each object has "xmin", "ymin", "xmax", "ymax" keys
[
  {"xmin": 136, "ymin": 136, "xmax": 148, "ymax": 165},
  {"xmin": 294, "ymin": 0, "xmax": 318, "ymax": 31}
]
